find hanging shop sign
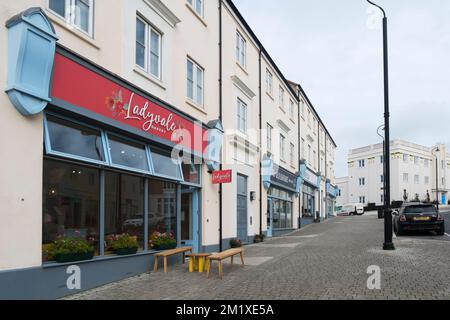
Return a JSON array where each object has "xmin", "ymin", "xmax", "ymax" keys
[
  {"xmin": 212, "ymin": 170, "xmax": 232, "ymax": 184},
  {"xmin": 51, "ymin": 53, "xmax": 207, "ymax": 154}
]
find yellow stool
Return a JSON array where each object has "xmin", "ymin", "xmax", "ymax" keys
[{"xmin": 186, "ymin": 254, "xmax": 211, "ymax": 273}]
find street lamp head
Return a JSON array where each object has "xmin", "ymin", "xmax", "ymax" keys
[{"xmin": 366, "ymin": 0, "xmax": 387, "ymax": 18}]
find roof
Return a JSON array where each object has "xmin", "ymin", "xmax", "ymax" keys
[{"xmin": 224, "ymin": 0, "xmax": 337, "ymax": 148}]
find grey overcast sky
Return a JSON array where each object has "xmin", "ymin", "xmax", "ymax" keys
[{"xmin": 232, "ymin": 0, "xmax": 450, "ymax": 177}]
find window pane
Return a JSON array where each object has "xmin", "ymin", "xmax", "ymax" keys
[
  {"xmin": 136, "ymin": 43, "xmax": 146, "ymax": 68},
  {"xmin": 196, "ymin": 67, "xmax": 203, "ymax": 105},
  {"xmin": 148, "ymin": 180, "xmax": 177, "ymax": 239},
  {"xmin": 182, "ymin": 163, "xmax": 200, "ymax": 184},
  {"xmin": 187, "ymin": 60, "xmax": 194, "ymax": 99},
  {"xmin": 150, "ymin": 30, "xmax": 160, "ymax": 77},
  {"xmin": 49, "ymin": 0, "xmax": 66, "ymax": 17},
  {"xmin": 104, "ymin": 172, "xmax": 145, "ymax": 253},
  {"xmin": 46, "ymin": 115, "xmax": 105, "ymax": 162},
  {"xmin": 195, "ymin": 0, "xmax": 202, "ymax": 15},
  {"xmin": 108, "ymin": 135, "xmax": 149, "ymax": 171},
  {"xmin": 136, "ymin": 19, "xmax": 146, "ymax": 68},
  {"xmin": 151, "ymin": 148, "xmax": 182, "ymax": 180},
  {"xmin": 75, "ymin": 0, "xmax": 90, "ymax": 33},
  {"xmin": 42, "ymin": 160, "xmax": 99, "ymax": 261}
]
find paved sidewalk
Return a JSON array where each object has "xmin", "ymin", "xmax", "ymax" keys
[{"xmin": 65, "ymin": 214, "xmax": 450, "ymax": 300}]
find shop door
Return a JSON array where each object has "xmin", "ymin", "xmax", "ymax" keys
[
  {"xmin": 181, "ymin": 187, "xmax": 199, "ymax": 252},
  {"xmin": 267, "ymin": 198, "xmax": 273, "ymax": 238},
  {"xmin": 237, "ymin": 175, "xmax": 248, "ymax": 243}
]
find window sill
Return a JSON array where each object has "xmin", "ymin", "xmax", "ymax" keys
[
  {"xmin": 185, "ymin": 3, "xmax": 207, "ymax": 27},
  {"xmin": 266, "ymin": 92, "xmax": 274, "ymax": 101},
  {"xmin": 236, "ymin": 62, "xmax": 249, "ymax": 76},
  {"xmin": 133, "ymin": 67, "xmax": 166, "ymax": 90},
  {"xmin": 186, "ymin": 99, "xmax": 207, "ymax": 115},
  {"xmin": 46, "ymin": 9, "xmax": 99, "ymax": 50}
]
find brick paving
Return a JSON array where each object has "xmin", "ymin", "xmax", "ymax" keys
[{"xmin": 65, "ymin": 212, "xmax": 450, "ymax": 300}]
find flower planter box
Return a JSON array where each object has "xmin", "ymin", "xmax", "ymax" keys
[
  {"xmin": 55, "ymin": 252, "xmax": 94, "ymax": 263},
  {"xmin": 153, "ymin": 243, "xmax": 177, "ymax": 251},
  {"xmin": 115, "ymin": 247, "xmax": 138, "ymax": 256}
]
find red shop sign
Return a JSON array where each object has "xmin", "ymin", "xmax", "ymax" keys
[
  {"xmin": 51, "ymin": 53, "xmax": 207, "ymax": 154},
  {"xmin": 212, "ymin": 170, "xmax": 232, "ymax": 184}
]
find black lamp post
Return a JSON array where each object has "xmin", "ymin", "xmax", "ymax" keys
[
  {"xmin": 432, "ymin": 146, "xmax": 440, "ymax": 212},
  {"xmin": 366, "ymin": 0, "xmax": 395, "ymax": 250},
  {"xmin": 377, "ymin": 125, "xmax": 386, "ymax": 210}
]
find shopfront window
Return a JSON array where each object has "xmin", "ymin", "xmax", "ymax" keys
[
  {"xmin": 182, "ymin": 163, "xmax": 201, "ymax": 185},
  {"xmin": 104, "ymin": 172, "xmax": 145, "ymax": 253},
  {"xmin": 302, "ymin": 185, "xmax": 316, "ymax": 219},
  {"xmin": 107, "ymin": 134, "xmax": 149, "ymax": 172},
  {"xmin": 148, "ymin": 180, "xmax": 177, "ymax": 238},
  {"xmin": 268, "ymin": 187, "xmax": 293, "ymax": 230},
  {"xmin": 46, "ymin": 115, "xmax": 105, "ymax": 162},
  {"xmin": 151, "ymin": 148, "xmax": 182, "ymax": 180},
  {"xmin": 42, "ymin": 159, "xmax": 100, "ymax": 261}
]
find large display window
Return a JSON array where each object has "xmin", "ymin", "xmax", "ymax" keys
[{"xmin": 268, "ymin": 187, "xmax": 294, "ymax": 230}]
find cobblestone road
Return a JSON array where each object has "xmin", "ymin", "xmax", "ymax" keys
[{"xmin": 66, "ymin": 213, "xmax": 450, "ymax": 300}]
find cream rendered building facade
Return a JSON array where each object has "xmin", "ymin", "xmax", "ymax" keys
[
  {"xmin": 0, "ymin": 0, "xmax": 337, "ymax": 298},
  {"xmin": 337, "ymin": 140, "xmax": 450, "ymax": 207}
]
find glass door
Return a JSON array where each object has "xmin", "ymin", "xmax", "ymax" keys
[
  {"xmin": 267, "ymin": 198, "xmax": 273, "ymax": 238},
  {"xmin": 181, "ymin": 186, "xmax": 199, "ymax": 252}
]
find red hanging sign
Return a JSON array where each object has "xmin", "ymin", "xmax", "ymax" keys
[
  {"xmin": 51, "ymin": 53, "xmax": 207, "ymax": 154},
  {"xmin": 212, "ymin": 170, "xmax": 233, "ymax": 184}
]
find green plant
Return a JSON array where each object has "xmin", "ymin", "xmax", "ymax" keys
[
  {"xmin": 111, "ymin": 234, "xmax": 139, "ymax": 251},
  {"xmin": 254, "ymin": 234, "xmax": 265, "ymax": 243},
  {"xmin": 149, "ymin": 232, "xmax": 177, "ymax": 249},
  {"xmin": 51, "ymin": 237, "xmax": 94, "ymax": 256},
  {"xmin": 230, "ymin": 238, "xmax": 242, "ymax": 248}
]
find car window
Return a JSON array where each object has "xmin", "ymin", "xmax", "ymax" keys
[{"xmin": 404, "ymin": 205, "xmax": 436, "ymax": 214}]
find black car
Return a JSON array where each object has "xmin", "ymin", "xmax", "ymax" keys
[{"xmin": 393, "ymin": 203, "xmax": 445, "ymax": 236}]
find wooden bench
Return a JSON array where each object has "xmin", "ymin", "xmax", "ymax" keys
[
  {"xmin": 206, "ymin": 248, "xmax": 244, "ymax": 279},
  {"xmin": 153, "ymin": 247, "xmax": 193, "ymax": 273}
]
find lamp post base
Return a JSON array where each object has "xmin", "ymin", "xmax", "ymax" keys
[{"xmin": 383, "ymin": 242, "xmax": 395, "ymax": 251}]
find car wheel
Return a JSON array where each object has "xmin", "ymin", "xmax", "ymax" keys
[{"xmin": 437, "ymin": 226, "xmax": 445, "ymax": 236}]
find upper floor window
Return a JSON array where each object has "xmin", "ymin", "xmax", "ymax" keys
[
  {"xmin": 187, "ymin": 0, "xmax": 203, "ymax": 17},
  {"xmin": 187, "ymin": 58, "xmax": 204, "ymax": 106},
  {"xmin": 49, "ymin": 0, "xmax": 94, "ymax": 36},
  {"xmin": 359, "ymin": 178, "xmax": 365, "ymax": 186},
  {"xmin": 290, "ymin": 143, "xmax": 295, "ymax": 165},
  {"xmin": 307, "ymin": 110, "xmax": 311, "ymax": 128},
  {"xmin": 280, "ymin": 134, "xmax": 286, "ymax": 161},
  {"xmin": 136, "ymin": 17, "xmax": 162, "ymax": 79},
  {"xmin": 289, "ymin": 99, "xmax": 295, "ymax": 119},
  {"xmin": 414, "ymin": 175, "xmax": 420, "ymax": 184},
  {"xmin": 358, "ymin": 159, "xmax": 365, "ymax": 168},
  {"xmin": 236, "ymin": 31, "xmax": 246, "ymax": 68},
  {"xmin": 424, "ymin": 159, "xmax": 429, "ymax": 167},
  {"xmin": 403, "ymin": 173, "xmax": 409, "ymax": 182},
  {"xmin": 403, "ymin": 154, "xmax": 408, "ymax": 162},
  {"xmin": 267, "ymin": 124, "xmax": 273, "ymax": 152},
  {"xmin": 237, "ymin": 99, "xmax": 248, "ymax": 133},
  {"xmin": 414, "ymin": 156, "xmax": 419, "ymax": 165},
  {"xmin": 279, "ymin": 86, "xmax": 285, "ymax": 108},
  {"xmin": 380, "ymin": 155, "xmax": 384, "ymax": 164},
  {"xmin": 266, "ymin": 70, "xmax": 273, "ymax": 96},
  {"xmin": 425, "ymin": 176, "xmax": 430, "ymax": 185}
]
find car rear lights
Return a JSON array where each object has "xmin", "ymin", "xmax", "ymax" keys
[{"xmin": 400, "ymin": 215, "xmax": 407, "ymax": 222}]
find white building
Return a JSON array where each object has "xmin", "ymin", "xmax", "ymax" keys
[{"xmin": 337, "ymin": 140, "xmax": 450, "ymax": 207}]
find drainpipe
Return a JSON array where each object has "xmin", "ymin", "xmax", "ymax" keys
[
  {"xmin": 218, "ymin": 0, "xmax": 223, "ymax": 252},
  {"xmin": 259, "ymin": 48, "xmax": 263, "ymax": 236},
  {"xmin": 317, "ymin": 121, "xmax": 321, "ymax": 221}
]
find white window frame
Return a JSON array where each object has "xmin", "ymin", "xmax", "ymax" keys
[
  {"xmin": 136, "ymin": 16, "xmax": 162, "ymax": 80},
  {"xmin": 280, "ymin": 134, "xmax": 286, "ymax": 161},
  {"xmin": 279, "ymin": 86, "xmax": 285, "ymax": 109},
  {"xmin": 237, "ymin": 98, "xmax": 248, "ymax": 133},
  {"xmin": 236, "ymin": 31, "xmax": 246, "ymax": 68},
  {"xmin": 267, "ymin": 123, "xmax": 273, "ymax": 152},
  {"xmin": 266, "ymin": 69, "xmax": 273, "ymax": 96},
  {"xmin": 187, "ymin": 0, "xmax": 203, "ymax": 18},
  {"xmin": 403, "ymin": 154, "xmax": 408, "ymax": 162},
  {"xmin": 289, "ymin": 99, "xmax": 295, "ymax": 119},
  {"xmin": 48, "ymin": 0, "xmax": 94, "ymax": 37},
  {"xmin": 187, "ymin": 58, "xmax": 204, "ymax": 107},
  {"xmin": 425, "ymin": 176, "xmax": 430, "ymax": 185},
  {"xmin": 414, "ymin": 175, "xmax": 420, "ymax": 184},
  {"xmin": 403, "ymin": 173, "xmax": 409, "ymax": 183},
  {"xmin": 290, "ymin": 143, "xmax": 295, "ymax": 165}
]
